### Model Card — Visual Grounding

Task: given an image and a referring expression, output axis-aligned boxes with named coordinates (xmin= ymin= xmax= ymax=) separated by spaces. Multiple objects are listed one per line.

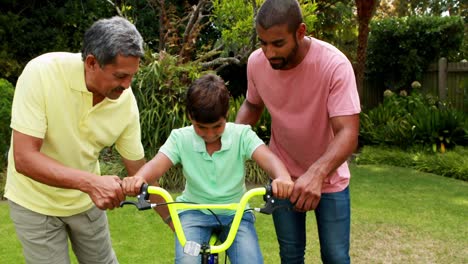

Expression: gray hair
xmin=81 ymin=16 xmax=144 ymax=65
xmin=256 ymin=0 xmax=303 ymax=32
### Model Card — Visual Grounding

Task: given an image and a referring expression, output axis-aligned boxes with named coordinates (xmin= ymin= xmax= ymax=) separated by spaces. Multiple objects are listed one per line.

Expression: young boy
xmin=122 ymin=73 xmax=293 ymax=264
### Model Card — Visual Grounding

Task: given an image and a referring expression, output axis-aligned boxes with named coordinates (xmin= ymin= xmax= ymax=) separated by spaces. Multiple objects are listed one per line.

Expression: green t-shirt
xmin=159 ymin=122 xmax=264 ymax=214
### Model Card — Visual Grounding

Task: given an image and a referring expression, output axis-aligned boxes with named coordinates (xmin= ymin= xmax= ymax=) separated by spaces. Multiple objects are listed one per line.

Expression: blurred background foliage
xmin=0 ymin=0 xmax=467 ymax=192
xmin=359 ymin=83 xmax=468 ymax=152
xmin=365 ymin=16 xmax=465 ymax=90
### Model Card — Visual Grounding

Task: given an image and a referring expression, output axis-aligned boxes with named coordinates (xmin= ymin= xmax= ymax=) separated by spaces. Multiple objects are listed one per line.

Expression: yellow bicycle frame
xmin=146 ymin=186 xmax=267 ymax=254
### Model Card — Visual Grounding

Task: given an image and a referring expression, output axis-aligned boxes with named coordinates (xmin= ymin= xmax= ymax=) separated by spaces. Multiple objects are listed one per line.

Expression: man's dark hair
xmin=81 ymin=16 xmax=144 ymax=66
xmin=186 ymin=74 xmax=230 ymax=124
xmin=256 ymin=0 xmax=303 ymax=32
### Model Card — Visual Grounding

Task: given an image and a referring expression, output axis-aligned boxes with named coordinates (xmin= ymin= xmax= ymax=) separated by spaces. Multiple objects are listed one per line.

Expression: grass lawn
xmin=1 ymin=164 xmax=467 ymax=263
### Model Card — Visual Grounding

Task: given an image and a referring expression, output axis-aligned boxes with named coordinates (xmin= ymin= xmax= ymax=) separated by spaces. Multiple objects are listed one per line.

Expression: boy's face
xmin=191 ymin=117 xmax=226 ymax=144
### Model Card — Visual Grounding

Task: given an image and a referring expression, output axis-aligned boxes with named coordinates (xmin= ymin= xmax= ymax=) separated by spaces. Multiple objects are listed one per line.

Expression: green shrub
xmin=408 ymin=103 xmax=468 ymax=151
xmin=355 ymin=145 xmax=417 ymax=168
xmin=359 ymin=87 xmax=468 ymax=151
xmin=133 ymin=51 xmax=203 ymax=158
xmin=0 ymin=169 xmax=5 ymax=199
xmin=245 ymin=160 xmax=269 ymax=184
xmin=359 ymin=103 xmax=414 ymax=146
xmin=366 ymin=16 xmax=464 ymax=90
xmin=0 ymin=78 xmax=13 ymax=199
xmin=355 ymin=145 xmax=468 ymax=181
xmin=0 ymin=79 xmax=14 ymax=165
xmin=99 ymin=147 xmax=186 ymax=190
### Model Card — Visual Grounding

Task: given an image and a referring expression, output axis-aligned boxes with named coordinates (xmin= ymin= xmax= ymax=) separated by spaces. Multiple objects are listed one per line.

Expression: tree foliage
xmin=0 ymin=0 xmax=115 ymax=84
xmin=392 ymin=0 xmax=466 ymax=17
xmin=0 ymin=79 xmax=15 ymax=163
xmin=132 ymin=51 xmax=203 ymax=157
xmin=211 ymin=0 xmax=317 ymax=63
xmin=366 ymin=15 xmax=464 ymax=90
xmin=311 ymin=1 xmax=357 ymax=61
xmin=375 ymin=0 xmax=467 ymax=61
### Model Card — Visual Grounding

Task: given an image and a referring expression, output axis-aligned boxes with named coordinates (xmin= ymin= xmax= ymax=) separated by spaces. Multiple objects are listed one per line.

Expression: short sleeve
xmin=327 ymin=61 xmax=361 ymax=117
xmin=159 ymin=130 xmax=182 ymax=165
xmin=115 ymin=94 xmax=145 ymax=160
xmin=10 ymin=60 xmax=47 ymax=138
xmin=241 ymin=125 xmax=265 ymax=159
xmin=246 ymin=54 xmax=264 ymax=105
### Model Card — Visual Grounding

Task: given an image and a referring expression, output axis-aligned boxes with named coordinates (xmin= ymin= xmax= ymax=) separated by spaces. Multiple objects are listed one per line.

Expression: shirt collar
xmin=68 ymin=53 xmax=88 ymax=93
xmin=191 ymin=123 xmax=233 ymax=153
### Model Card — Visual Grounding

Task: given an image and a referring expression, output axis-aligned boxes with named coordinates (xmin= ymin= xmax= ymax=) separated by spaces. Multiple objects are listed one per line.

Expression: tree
xmin=375 ymin=0 xmax=467 ymax=60
xmin=310 ymin=1 xmax=357 ymax=62
xmin=377 ymin=0 xmax=467 ymax=18
xmin=354 ymin=0 xmax=379 ymax=100
xmin=393 ymin=0 xmax=465 ymax=17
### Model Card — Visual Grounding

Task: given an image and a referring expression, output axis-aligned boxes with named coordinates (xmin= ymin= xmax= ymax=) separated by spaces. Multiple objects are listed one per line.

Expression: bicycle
xmin=120 ymin=183 xmax=281 ymax=264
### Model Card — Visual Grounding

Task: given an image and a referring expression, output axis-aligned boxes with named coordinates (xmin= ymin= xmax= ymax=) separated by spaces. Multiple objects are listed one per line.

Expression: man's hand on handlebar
xmin=86 ymin=175 xmax=124 ymax=210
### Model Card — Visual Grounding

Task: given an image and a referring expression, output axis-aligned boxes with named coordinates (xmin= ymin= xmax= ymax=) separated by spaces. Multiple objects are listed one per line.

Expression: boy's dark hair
xmin=256 ymin=0 xmax=303 ymax=33
xmin=186 ymin=74 xmax=230 ymax=123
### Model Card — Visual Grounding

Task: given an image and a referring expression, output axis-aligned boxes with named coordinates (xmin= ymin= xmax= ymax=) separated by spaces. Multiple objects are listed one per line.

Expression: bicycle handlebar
xmin=120 ymin=183 xmax=279 ymax=254
xmin=119 ymin=184 xmax=152 ymax=210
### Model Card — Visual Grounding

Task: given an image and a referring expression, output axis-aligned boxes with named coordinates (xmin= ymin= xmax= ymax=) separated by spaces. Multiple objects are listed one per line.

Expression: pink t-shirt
xmin=246 ymin=37 xmax=361 ymax=193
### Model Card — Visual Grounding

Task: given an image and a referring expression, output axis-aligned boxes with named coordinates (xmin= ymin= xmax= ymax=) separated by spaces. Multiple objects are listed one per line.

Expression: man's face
xmin=86 ymin=54 xmax=140 ymax=100
xmin=256 ymin=24 xmax=299 ymax=70
xmin=190 ymin=117 xmax=226 ymax=144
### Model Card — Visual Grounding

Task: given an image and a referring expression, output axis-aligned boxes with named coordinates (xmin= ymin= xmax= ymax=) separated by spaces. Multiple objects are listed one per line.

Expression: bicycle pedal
xmin=183 ymin=241 xmax=201 ymax=256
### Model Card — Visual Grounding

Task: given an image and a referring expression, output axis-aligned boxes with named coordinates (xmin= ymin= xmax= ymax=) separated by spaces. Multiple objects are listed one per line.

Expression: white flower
xmin=411 ymin=81 xmax=421 ymax=89
xmin=383 ymin=89 xmax=394 ymax=97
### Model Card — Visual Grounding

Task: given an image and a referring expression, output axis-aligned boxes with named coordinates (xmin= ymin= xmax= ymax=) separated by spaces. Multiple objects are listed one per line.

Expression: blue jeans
xmin=175 ymin=210 xmax=263 ymax=264
xmin=272 ymin=187 xmax=351 ymax=264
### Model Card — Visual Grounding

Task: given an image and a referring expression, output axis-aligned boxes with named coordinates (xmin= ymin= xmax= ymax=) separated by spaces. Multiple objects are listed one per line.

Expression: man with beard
xmin=5 ymin=16 xmax=150 ymax=264
xmin=235 ymin=0 xmax=361 ymax=263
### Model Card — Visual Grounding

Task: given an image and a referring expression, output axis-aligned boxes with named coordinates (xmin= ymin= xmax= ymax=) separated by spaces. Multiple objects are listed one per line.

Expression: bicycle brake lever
xmin=259 ymin=184 xmax=280 ymax=215
xmin=119 ymin=183 xmax=152 ymax=210
xmin=119 ymin=199 xmax=152 ymax=210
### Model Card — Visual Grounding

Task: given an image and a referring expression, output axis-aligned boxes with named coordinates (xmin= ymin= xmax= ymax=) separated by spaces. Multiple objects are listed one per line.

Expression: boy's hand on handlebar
xmin=121 ymin=175 xmax=147 ymax=196
xmin=271 ymin=178 xmax=294 ymax=199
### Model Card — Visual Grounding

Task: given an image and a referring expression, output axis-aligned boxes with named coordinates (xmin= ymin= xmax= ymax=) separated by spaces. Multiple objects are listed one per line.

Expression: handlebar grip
xmin=119 ymin=183 xmax=152 ymax=210
xmin=140 ymin=183 xmax=150 ymax=200
xmin=264 ymin=184 xmax=273 ymax=196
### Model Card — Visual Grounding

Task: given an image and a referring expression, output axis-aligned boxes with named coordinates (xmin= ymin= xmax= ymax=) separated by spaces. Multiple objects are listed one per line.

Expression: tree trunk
xmin=355 ymin=0 xmax=379 ymax=102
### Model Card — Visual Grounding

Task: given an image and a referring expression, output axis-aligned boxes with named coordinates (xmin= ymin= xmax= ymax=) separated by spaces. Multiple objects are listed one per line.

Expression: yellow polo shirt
xmin=5 ymin=52 xmax=144 ymax=216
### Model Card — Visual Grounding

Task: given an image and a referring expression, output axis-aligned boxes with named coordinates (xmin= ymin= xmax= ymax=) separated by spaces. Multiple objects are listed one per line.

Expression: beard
xmin=269 ymin=58 xmax=288 ymax=69
xmin=268 ymin=39 xmax=299 ymax=70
